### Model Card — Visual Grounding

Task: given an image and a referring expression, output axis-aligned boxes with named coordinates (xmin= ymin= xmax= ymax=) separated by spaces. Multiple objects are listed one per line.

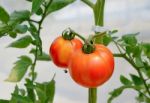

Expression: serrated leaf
xmin=120 ymin=75 xmax=132 ymax=86
xmin=9 ymin=10 xmax=30 ymax=23
xmin=10 ymin=85 xmax=19 ymax=103
xmin=142 ymin=43 xmax=150 ymax=58
xmin=8 ymin=35 xmax=32 ymax=48
xmin=6 ymin=56 xmax=32 ymax=82
xmin=32 ymin=0 xmax=44 ymax=13
xmin=14 ymin=24 xmax=28 ymax=34
xmin=0 ymin=6 xmax=9 ymax=23
xmin=46 ymin=0 xmax=75 ymax=15
xmin=108 ymin=87 xmax=124 ymax=103
xmin=11 ymin=94 xmax=33 ymax=103
xmin=36 ymin=7 xmax=43 ymax=15
xmin=122 ymin=33 xmax=138 ymax=46
xmin=0 ymin=23 xmax=12 ymax=38
xmin=130 ymin=74 xmax=143 ymax=86
xmin=25 ymin=79 xmax=35 ymax=101
xmin=30 ymin=48 xmax=51 ymax=61
xmin=35 ymin=79 xmax=55 ymax=103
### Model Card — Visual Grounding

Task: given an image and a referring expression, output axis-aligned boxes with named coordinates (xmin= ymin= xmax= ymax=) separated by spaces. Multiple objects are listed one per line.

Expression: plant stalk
xmin=88 ymin=88 xmax=97 ymax=103
xmin=87 ymin=0 xmax=105 ymax=103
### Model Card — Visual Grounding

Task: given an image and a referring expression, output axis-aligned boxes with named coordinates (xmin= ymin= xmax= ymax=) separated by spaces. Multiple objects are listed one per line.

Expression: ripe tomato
xmin=68 ymin=44 xmax=114 ymax=88
xmin=49 ymin=36 xmax=82 ymax=68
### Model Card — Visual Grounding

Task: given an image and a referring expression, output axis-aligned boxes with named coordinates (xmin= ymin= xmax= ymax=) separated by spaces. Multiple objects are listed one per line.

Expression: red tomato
xmin=68 ymin=44 xmax=114 ymax=88
xmin=49 ymin=36 xmax=82 ymax=68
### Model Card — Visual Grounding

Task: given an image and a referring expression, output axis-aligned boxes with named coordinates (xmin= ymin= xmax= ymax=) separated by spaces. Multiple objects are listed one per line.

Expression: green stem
xmin=69 ymin=28 xmax=86 ymax=42
xmin=88 ymin=0 xmax=105 ymax=103
xmin=88 ymin=88 xmax=97 ymax=103
xmin=37 ymin=0 xmax=53 ymax=54
xmin=114 ymin=53 xmax=150 ymax=96
xmin=81 ymin=0 xmax=94 ymax=8
xmin=29 ymin=0 xmax=53 ymax=101
xmin=93 ymin=0 xmax=105 ymax=26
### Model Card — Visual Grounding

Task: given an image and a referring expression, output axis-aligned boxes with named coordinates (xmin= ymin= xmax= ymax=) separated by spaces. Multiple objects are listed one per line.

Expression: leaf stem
xmin=37 ymin=0 xmax=53 ymax=54
xmin=69 ymin=28 xmax=86 ymax=42
xmin=81 ymin=0 xmax=94 ymax=8
xmin=114 ymin=53 xmax=150 ymax=96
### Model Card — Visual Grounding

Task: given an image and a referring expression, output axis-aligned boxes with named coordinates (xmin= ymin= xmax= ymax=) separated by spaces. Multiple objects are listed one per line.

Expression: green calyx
xmin=62 ymin=28 xmax=75 ymax=40
xmin=82 ymin=43 xmax=95 ymax=54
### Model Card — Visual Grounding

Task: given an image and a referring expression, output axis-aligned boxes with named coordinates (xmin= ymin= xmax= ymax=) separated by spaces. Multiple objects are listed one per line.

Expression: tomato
xmin=49 ymin=36 xmax=82 ymax=68
xmin=68 ymin=44 xmax=114 ymax=88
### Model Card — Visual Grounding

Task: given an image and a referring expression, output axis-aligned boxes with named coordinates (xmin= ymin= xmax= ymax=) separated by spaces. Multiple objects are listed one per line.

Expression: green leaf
xmin=0 ymin=23 xmax=12 ymax=38
xmin=8 ymin=31 xmax=17 ymax=38
xmin=9 ymin=10 xmax=30 ymax=23
xmin=6 ymin=56 xmax=32 ymax=82
xmin=10 ymin=85 xmax=19 ymax=103
xmin=11 ymin=94 xmax=33 ymax=103
xmin=135 ymin=57 xmax=144 ymax=68
xmin=32 ymin=0 xmax=44 ymax=13
xmin=122 ymin=33 xmax=138 ymax=46
xmin=14 ymin=24 xmax=28 ymax=34
xmin=25 ymin=79 xmax=35 ymax=102
xmin=46 ymin=0 xmax=75 ymax=15
xmin=0 ymin=100 xmax=9 ymax=103
xmin=35 ymin=79 xmax=55 ymax=103
xmin=108 ymin=87 xmax=124 ymax=103
xmin=102 ymin=34 xmax=112 ymax=46
xmin=130 ymin=74 xmax=143 ymax=86
xmin=0 ymin=6 xmax=9 ymax=23
xmin=8 ymin=35 xmax=33 ymax=48
xmin=36 ymin=7 xmax=43 ymax=15
xmin=30 ymin=48 xmax=51 ymax=61
xmin=142 ymin=43 xmax=150 ymax=58
xmin=120 ymin=75 xmax=132 ymax=86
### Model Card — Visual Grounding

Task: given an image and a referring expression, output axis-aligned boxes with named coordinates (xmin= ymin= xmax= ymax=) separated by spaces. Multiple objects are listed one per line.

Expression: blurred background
xmin=0 ymin=0 xmax=150 ymax=103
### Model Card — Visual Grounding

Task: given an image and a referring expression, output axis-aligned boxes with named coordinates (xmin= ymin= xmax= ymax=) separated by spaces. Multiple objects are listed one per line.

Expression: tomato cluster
xmin=49 ymin=33 xmax=114 ymax=88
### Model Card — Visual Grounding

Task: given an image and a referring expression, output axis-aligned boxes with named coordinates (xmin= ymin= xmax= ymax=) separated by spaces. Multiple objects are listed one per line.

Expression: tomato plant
xmin=0 ymin=0 xmax=150 ymax=103
xmin=50 ymin=36 xmax=82 ymax=68
xmin=69 ymin=44 xmax=114 ymax=88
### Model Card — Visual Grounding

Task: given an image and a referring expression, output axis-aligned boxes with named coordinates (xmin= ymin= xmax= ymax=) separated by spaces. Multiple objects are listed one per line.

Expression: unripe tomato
xmin=49 ymin=36 xmax=82 ymax=68
xmin=68 ymin=44 xmax=114 ymax=88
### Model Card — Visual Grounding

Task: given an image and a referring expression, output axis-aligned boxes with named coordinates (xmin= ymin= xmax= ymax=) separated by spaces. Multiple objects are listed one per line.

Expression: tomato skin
xmin=68 ymin=44 xmax=114 ymax=88
xmin=49 ymin=36 xmax=82 ymax=68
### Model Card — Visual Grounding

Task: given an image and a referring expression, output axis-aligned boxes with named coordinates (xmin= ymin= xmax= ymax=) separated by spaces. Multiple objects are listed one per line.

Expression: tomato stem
xmin=69 ymin=28 xmax=86 ymax=42
xmin=88 ymin=88 xmax=97 ymax=103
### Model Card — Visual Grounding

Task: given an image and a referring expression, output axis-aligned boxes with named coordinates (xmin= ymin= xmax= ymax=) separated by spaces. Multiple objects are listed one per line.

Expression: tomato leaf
xmin=9 ymin=10 xmax=30 ymax=24
xmin=108 ymin=86 xmax=124 ymax=103
xmin=120 ymin=75 xmax=132 ymax=86
xmin=35 ymin=79 xmax=55 ymax=103
xmin=0 ymin=23 xmax=12 ymax=38
xmin=0 ymin=6 xmax=9 ymax=23
xmin=8 ymin=35 xmax=33 ymax=48
xmin=32 ymin=0 xmax=44 ymax=14
xmin=5 ymin=56 xmax=32 ymax=82
xmin=122 ymin=33 xmax=138 ymax=46
xmin=25 ymin=79 xmax=35 ymax=102
xmin=30 ymin=48 xmax=51 ymax=61
xmin=46 ymin=0 xmax=75 ymax=15
xmin=130 ymin=74 xmax=143 ymax=86
xmin=142 ymin=43 xmax=150 ymax=58
xmin=14 ymin=24 xmax=28 ymax=34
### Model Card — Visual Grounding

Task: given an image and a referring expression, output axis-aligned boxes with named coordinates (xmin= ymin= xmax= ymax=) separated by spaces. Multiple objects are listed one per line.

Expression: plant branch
xmin=114 ymin=53 xmax=150 ymax=96
xmin=69 ymin=28 xmax=86 ymax=42
xmin=81 ymin=0 xmax=94 ymax=8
